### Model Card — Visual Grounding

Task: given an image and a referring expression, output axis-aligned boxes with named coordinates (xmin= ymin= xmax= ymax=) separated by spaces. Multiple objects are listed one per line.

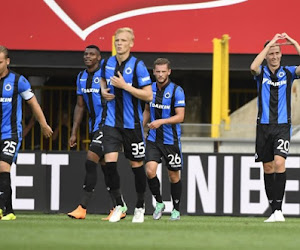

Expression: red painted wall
xmin=1 ymin=0 xmax=299 ymax=54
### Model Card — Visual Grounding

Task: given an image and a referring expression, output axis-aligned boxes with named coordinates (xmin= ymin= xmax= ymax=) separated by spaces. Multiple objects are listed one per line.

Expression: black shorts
xmin=255 ymin=124 xmax=291 ymax=163
xmin=0 ymin=138 xmax=21 ymax=165
xmin=145 ymin=140 xmax=182 ymax=171
xmin=103 ymin=125 xmax=145 ymax=161
xmin=89 ymin=128 xmax=105 ymax=158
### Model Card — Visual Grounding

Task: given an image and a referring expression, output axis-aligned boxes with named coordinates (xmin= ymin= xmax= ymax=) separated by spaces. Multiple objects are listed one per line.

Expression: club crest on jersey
xmin=164 ymin=92 xmax=171 ymax=98
xmin=94 ymin=77 xmax=101 ymax=84
xmin=5 ymin=84 xmax=12 ymax=91
xmin=278 ymin=71 xmax=285 ymax=78
xmin=125 ymin=67 xmax=132 ymax=75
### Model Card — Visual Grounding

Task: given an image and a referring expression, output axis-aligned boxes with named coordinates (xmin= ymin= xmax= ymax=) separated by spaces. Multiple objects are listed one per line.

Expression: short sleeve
xmin=253 ymin=65 xmax=263 ymax=81
xmin=174 ymin=86 xmax=185 ymax=107
xmin=18 ymin=75 xmax=34 ymax=100
xmin=285 ymin=66 xmax=299 ymax=80
xmin=18 ymin=75 xmax=31 ymax=93
xmin=76 ymin=72 xmax=83 ymax=95
xmin=136 ymin=60 xmax=151 ymax=88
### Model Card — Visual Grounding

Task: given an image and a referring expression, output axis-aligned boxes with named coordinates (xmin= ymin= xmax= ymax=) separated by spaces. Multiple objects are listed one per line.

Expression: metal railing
xmin=22 ymin=86 xmax=91 ymax=151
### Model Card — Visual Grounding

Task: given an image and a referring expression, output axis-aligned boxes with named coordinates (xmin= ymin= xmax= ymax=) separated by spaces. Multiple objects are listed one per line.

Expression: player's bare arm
xmin=250 ymin=33 xmax=283 ymax=76
xmin=112 ymin=71 xmax=153 ymax=102
xmin=143 ymin=103 xmax=150 ymax=127
xmin=100 ymin=77 xmax=115 ymax=101
xmin=26 ymin=96 xmax=53 ymax=138
xmin=282 ymin=33 xmax=300 ymax=76
xmin=148 ymin=107 xmax=185 ymax=130
xmin=69 ymin=95 xmax=85 ymax=147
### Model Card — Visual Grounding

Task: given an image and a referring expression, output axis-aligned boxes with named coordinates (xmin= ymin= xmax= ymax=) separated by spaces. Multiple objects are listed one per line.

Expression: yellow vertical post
xmin=112 ymin=36 xmax=116 ymax=56
xmin=58 ymin=90 xmax=62 ymax=150
xmin=67 ymin=90 xmax=71 ymax=151
xmin=221 ymin=34 xmax=230 ymax=129
xmin=211 ymin=38 xmax=222 ymax=138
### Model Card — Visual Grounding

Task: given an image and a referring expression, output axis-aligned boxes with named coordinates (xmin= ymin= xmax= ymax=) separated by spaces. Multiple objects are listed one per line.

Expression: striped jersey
xmin=76 ymin=63 xmax=106 ymax=133
xmin=0 ymin=70 xmax=33 ymax=140
xmin=101 ymin=55 xmax=151 ymax=129
xmin=147 ymin=81 xmax=185 ymax=145
xmin=254 ymin=65 xmax=299 ymax=124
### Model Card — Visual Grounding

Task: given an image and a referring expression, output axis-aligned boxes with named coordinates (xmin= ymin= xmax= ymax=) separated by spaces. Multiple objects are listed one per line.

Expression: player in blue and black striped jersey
xmin=0 ymin=46 xmax=53 ymax=220
xmin=101 ymin=27 xmax=152 ymax=223
xmin=143 ymin=58 xmax=185 ymax=221
xmin=250 ymin=33 xmax=300 ymax=222
xmin=67 ymin=45 xmax=126 ymax=220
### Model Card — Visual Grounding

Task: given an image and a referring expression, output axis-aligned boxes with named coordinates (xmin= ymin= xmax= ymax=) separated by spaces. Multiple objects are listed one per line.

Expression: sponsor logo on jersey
xmin=262 ymin=78 xmax=287 ymax=87
xmin=106 ymin=66 xmax=115 ymax=70
xmin=150 ymin=102 xmax=170 ymax=109
xmin=177 ymin=100 xmax=185 ymax=104
xmin=81 ymin=88 xmax=100 ymax=93
xmin=142 ymin=76 xmax=150 ymax=82
xmin=107 ymin=79 xmax=132 ymax=86
xmin=0 ymin=97 xmax=12 ymax=102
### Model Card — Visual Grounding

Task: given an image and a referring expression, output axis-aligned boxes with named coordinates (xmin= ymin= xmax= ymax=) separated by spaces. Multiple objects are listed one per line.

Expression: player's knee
xmin=263 ymin=162 xmax=274 ymax=173
xmin=146 ymin=167 xmax=156 ymax=179
xmin=168 ymin=170 xmax=180 ymax=183
xmin=274 ymin=161 xmax=286 ymax=173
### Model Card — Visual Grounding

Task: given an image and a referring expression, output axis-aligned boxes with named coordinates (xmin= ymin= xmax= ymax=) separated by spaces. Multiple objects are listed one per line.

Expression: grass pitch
xmin=1 ymin=213 xmax=300 ymax=250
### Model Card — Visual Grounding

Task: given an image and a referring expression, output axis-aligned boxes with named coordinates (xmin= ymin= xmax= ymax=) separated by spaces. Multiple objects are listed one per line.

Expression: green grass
xmin=1 ymin=214 xmax=300 ymax=250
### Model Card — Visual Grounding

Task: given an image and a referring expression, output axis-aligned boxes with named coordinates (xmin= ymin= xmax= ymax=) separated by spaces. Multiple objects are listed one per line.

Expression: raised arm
xmin=250 ymin=33 xmax=283 ymax=76
xmin=282 ymin=33 xmax=300 ymax=76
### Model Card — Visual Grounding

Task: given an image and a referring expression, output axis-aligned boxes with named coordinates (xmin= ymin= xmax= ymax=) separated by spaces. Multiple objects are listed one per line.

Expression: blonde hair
xmin=115 ymin=27 xmax=135 ymax=41
xmin=0 ymin=45 xmax=9 ymax=58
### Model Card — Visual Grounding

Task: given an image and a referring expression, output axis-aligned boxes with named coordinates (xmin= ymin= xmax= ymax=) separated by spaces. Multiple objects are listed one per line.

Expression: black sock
xmin=0 ymin=172 xmax=11 ymax=211
xmin=171 ymin=180 xmax=182 ymax=211
xmin=274 ymin=172 xmax=286 ymax=211
xmin=106 ymin=162 xmax=123 ymax=206
xmin=264 ymin=173 xmax=275 ymax=212
xmin=80 ymin=190 xmax=93 ymax=209
xmin=101 ymin=164 xmax=116 ymax=207
xmin=147 ymin=176 xmax=162 ymax=203
xmin=83 ymin=160 xmax=98 ymax=192
xmin=5 ymin=186 xmax=14 ymax=214
xmin=80 ymin=160 xmax=98 ymax=208
xmin=132 ymin=166 xmax=146 ymax=208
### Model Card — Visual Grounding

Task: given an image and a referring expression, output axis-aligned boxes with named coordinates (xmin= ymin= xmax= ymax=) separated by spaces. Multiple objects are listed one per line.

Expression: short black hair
xmin=85 ymin=45 xmax=101 ymax=53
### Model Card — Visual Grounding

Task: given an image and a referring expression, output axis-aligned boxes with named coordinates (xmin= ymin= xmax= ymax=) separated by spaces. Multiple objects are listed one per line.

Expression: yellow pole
xmin=221 ymin=34 xmax=230 ymax=130
xmin=112 ymin=36 xmax=116 ymax=56
xmin=58 ymin=90 xmax=62 ymax=150
xmin=211 ymin=38 xmax=222 ymax=138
